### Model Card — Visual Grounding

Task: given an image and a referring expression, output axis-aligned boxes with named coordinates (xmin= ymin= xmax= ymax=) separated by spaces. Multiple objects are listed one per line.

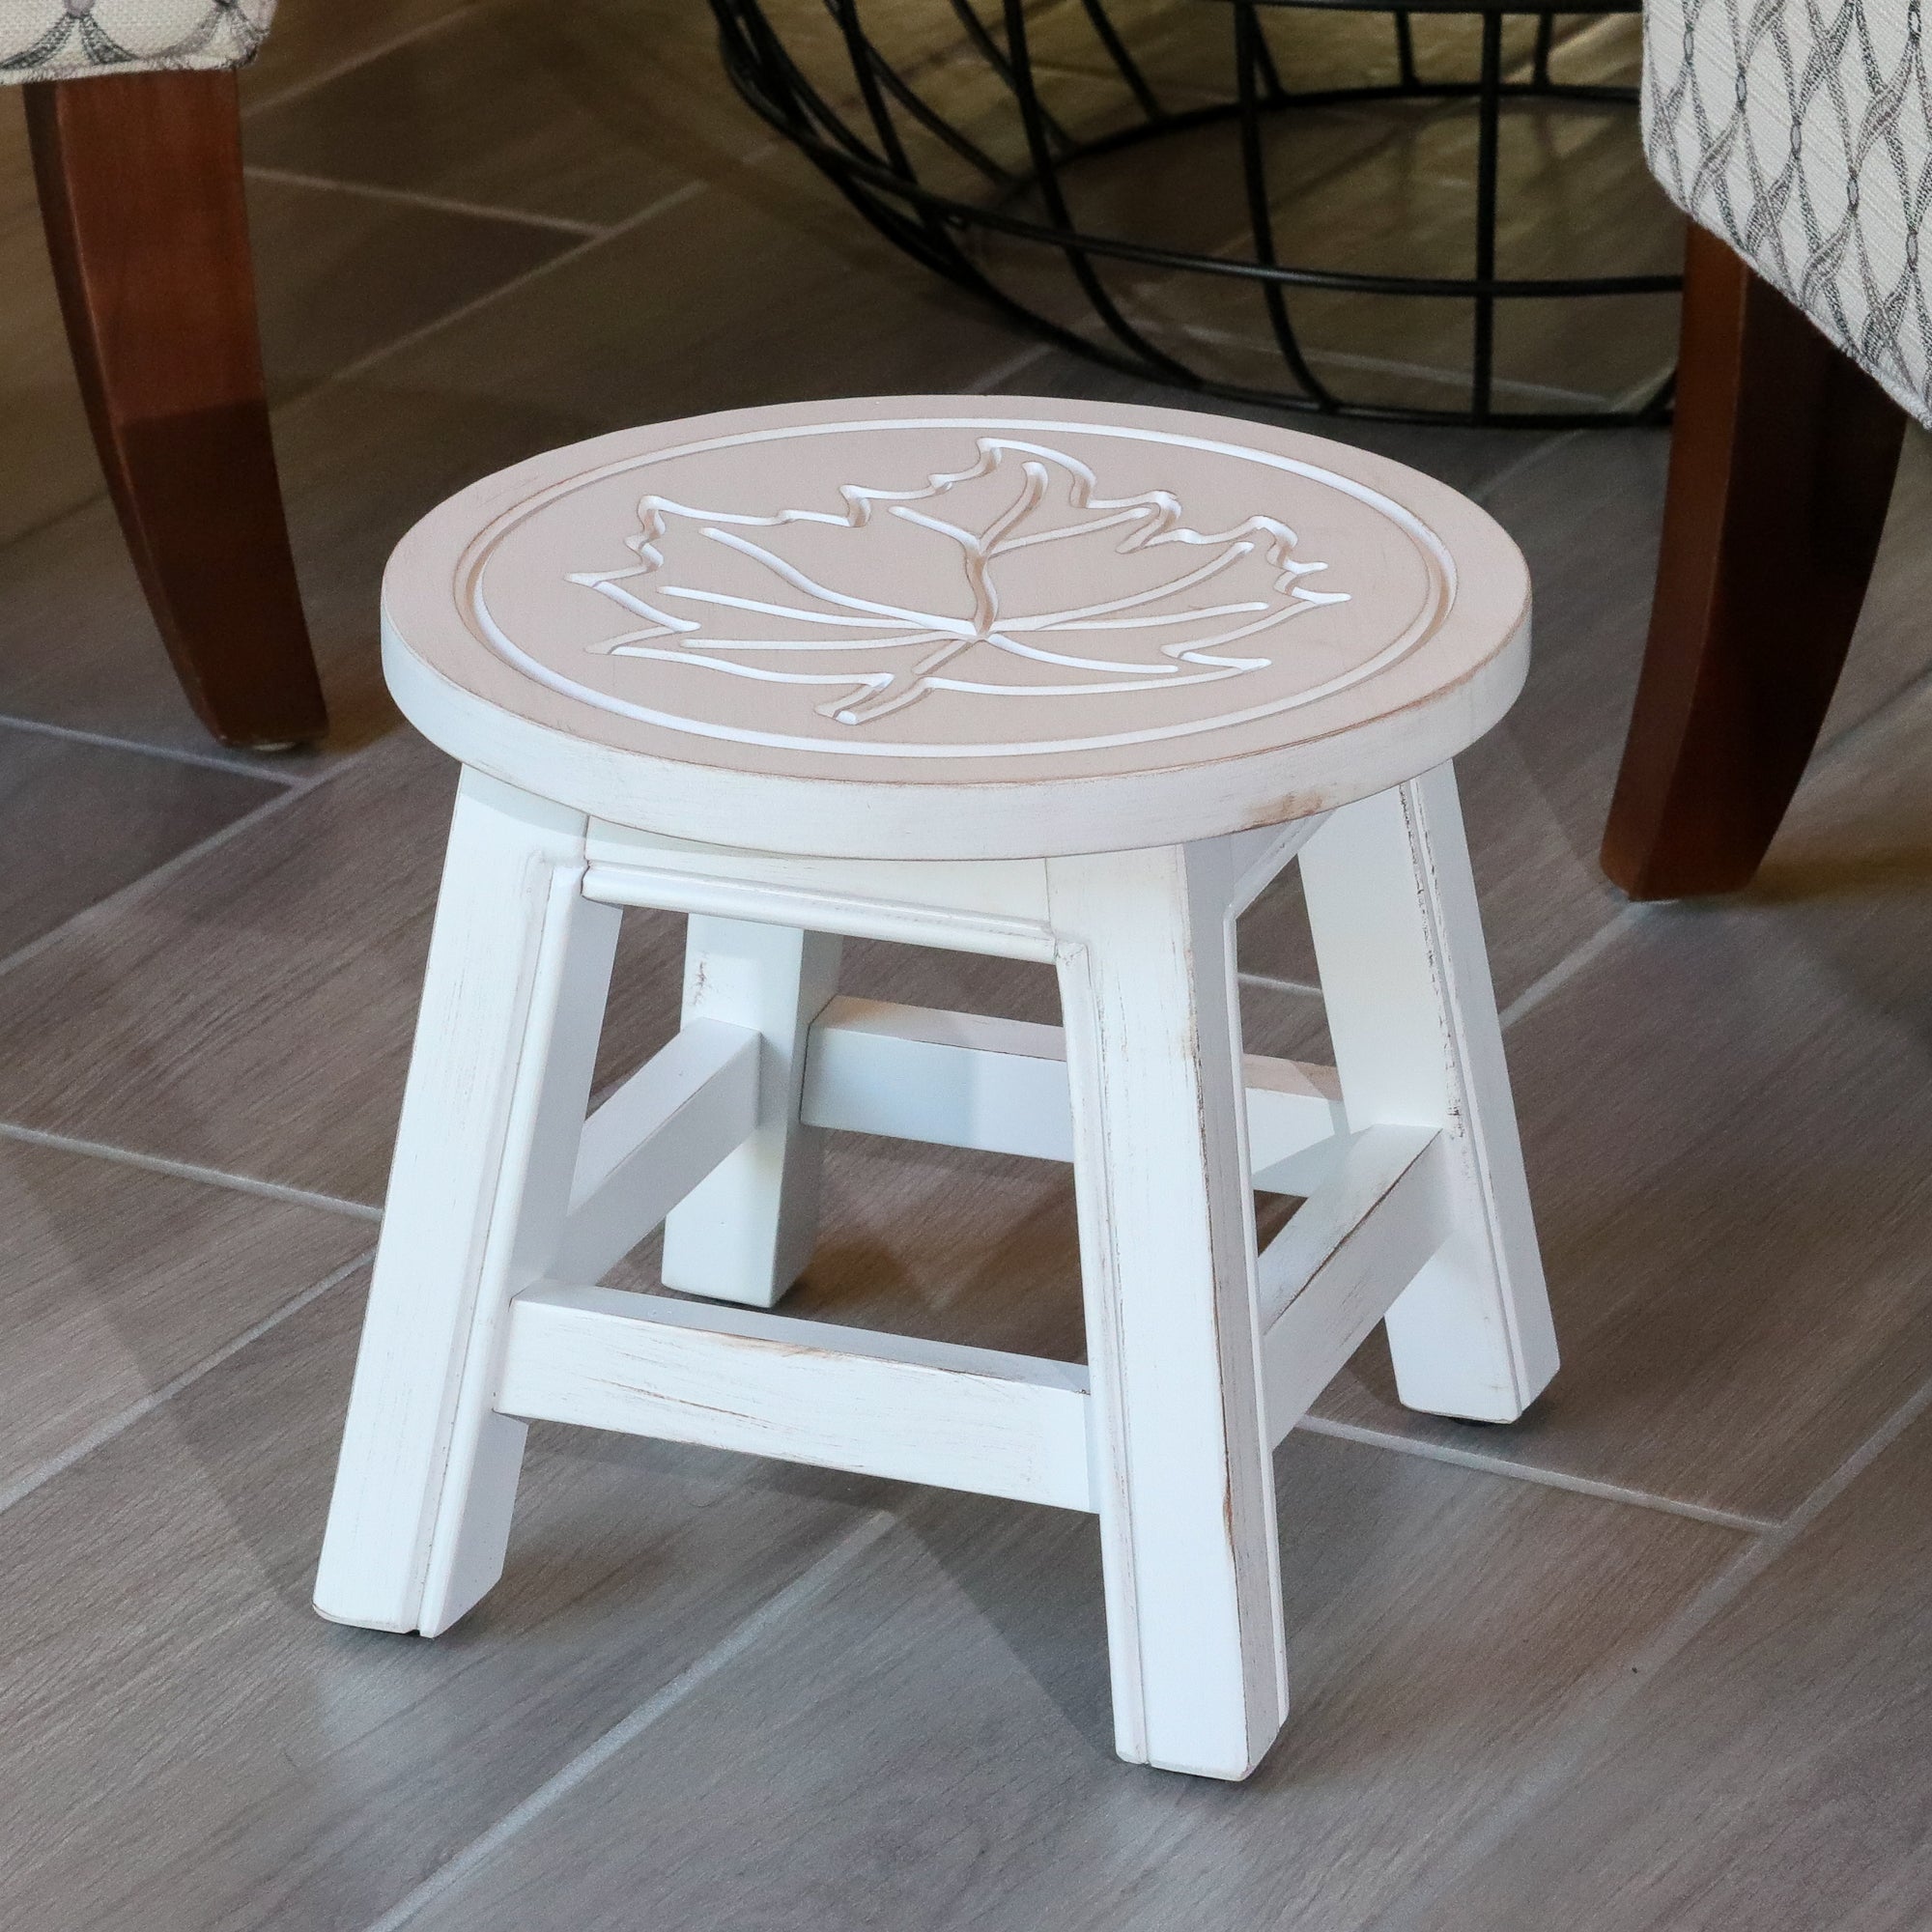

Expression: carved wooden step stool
xmin=315 ymin=395 xmax=1557 ymax=1781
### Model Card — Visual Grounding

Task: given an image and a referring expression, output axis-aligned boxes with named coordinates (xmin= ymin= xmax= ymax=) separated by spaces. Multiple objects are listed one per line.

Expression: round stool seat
xmin=383 ymin=395 xmax=1530 ymax=860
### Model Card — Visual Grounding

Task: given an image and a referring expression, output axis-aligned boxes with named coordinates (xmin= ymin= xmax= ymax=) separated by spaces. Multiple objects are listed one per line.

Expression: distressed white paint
xmin=1259 ymin=1127 xmax=1453 ymax=1436
xmin=1047 ymin=841 xmax=1289 ymax=1780
xmin=660 ymin=918 xmax=843 ymax=1309
xmin=557 ymin=1019 xmax=760 ymax=1284
xmin=1298 ymin=767 xmax=1558 ymax=1421
xmin=799 ymin=996 xmax=1344 ymax=1184
xmin=380 ymin=395 xmax=1531 ymax=859
xmin=499 ymin=1284 xmax=1093 ymax=1511
xmin=323 ymin=395 xmax=1554 ymax=1783
xmin=314 ymin=770 xmax=618 ymax=1635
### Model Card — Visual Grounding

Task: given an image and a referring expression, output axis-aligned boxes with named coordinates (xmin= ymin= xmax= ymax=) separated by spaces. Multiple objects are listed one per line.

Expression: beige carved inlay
xmin=563 ymin=438 xmax=1350 ymax=739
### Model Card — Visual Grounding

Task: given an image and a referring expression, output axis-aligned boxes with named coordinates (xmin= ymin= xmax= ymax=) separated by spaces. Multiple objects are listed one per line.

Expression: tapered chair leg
xmin=25 ymin=70 xmax=327 ymax=750
xmin=1299 ymin=768 xmax=1557 ymax=1423
xmin=1600 ymin=223 xmax=1907 ymax=899
xmin=661 ymin=918 xmax=842 ymax=1309
xmin=1048 ymin=841 xmax=1289 ymax=1781
xmin=314 ymin=772 xmax=619 ymax=1636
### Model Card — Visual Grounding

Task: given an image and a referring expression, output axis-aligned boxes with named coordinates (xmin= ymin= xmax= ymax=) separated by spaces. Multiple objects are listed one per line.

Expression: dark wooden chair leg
xmin=24 ymin=70 xmax=327 ymax=750
xmin=1600 ymin=222 xmax=1908 ymax=899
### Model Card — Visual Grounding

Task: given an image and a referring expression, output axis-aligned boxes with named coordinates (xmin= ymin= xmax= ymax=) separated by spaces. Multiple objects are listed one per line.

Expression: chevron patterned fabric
xmin=1644 ymin=0 xmax=1932 ymax=424
xmin=1 ymin=0 xmax=275 ymax=78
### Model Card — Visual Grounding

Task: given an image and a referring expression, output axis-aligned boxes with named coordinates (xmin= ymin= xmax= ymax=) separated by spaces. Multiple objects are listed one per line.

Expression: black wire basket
xmin=708 ymin=0 xmax=1683 ymax=427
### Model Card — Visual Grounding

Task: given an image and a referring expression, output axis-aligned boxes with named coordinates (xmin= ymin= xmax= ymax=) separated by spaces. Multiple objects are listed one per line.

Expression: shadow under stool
xmin=313 ymin=395 xmax=1559 ymax=1781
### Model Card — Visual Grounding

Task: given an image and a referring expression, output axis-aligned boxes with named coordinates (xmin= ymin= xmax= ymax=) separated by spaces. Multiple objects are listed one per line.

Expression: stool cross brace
xmin=315 ymin=764 xmax=1555 ymax=1780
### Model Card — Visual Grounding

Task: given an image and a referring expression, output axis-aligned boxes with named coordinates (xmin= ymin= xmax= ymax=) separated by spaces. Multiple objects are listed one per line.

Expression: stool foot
xmin=661 ymin=918 xmax=843 ymax=1309
xmin=1050 ymin=842 xmax=1289 ymax=1780
xmin=1298 ymin=767 xmax=1557 ymax=1423
xmin=314 ymin=771 xmax=619 ymax=1634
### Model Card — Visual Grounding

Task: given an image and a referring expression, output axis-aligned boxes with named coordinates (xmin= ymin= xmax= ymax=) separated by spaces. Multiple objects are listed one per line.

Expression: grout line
xmin=0 ymin=1246 xmax=374 ymax=1519
xmin=1470 ymin=360 xmax=1676 ymax=510
xmin=1303 ymin=345 xmax=1609 ymax=409
xmin=0 ymin=712 xmax=310 ymax=785
xmin=240 ymin=7 xmax=478 ymax=119
xmin=1238 ymin=970 xmax=1323 ymax=999
xmin=315 ymin=180 xmax=708 ymax=394
xmin=0 ymin=760 xmax=354 ymax=990
xmin=962 ymin=339 xmax=1060 ymax=394
xmin=0 ymin=1120 xmax=382 ymax=1222
xmin=244 ymin=163 xmax=608 ymax=239
xmin=1366 ymin=1370 xmax=1932 ymax=1926
xmin=1809 ymin=649 xmax=1932 ymax=773
xmin=357 ymin=1508 xmax=899 ymax=1932
xmin=1497 ymin=902 xmax=1648 ymax=1032
xmin=1293 ymin=1414 xmax=1777 ymax=1535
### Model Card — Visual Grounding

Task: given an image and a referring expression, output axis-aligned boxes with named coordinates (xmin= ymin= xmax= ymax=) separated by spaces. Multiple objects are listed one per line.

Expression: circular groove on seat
xmin=383 ymin=394 xmax=1530 ymax=859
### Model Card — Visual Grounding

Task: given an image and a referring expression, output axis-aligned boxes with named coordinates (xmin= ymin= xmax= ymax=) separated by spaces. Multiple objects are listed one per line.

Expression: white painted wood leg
xmin=314 ymin=768 xmax=619 ymax=1635
xmin=1047 ymin=840 xmax=1289 ymax=1781
xmin=660 ymin=917 xmax=842 ymax=1309
xmin=1296 ymin=764 xmax=1557 ymax=1422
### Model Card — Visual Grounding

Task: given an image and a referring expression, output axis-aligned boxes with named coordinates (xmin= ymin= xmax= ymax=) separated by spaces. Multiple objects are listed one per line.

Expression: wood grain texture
xmin=1602 ymin=224 xmax=1909 ymax=899
xmin=1316 ymin=678 xmax=1932 ymax=1516
xmin=660 ymin=919 xmax=843 ymax=1308
xmin=0 ymin=731 xmax=691 ymax=1204
xmin=0 ymin=155 xmax=1030 ymax=760
xmin=1370 ymin=1406 xmax=1932 ymax=1932
xmin=0 ymin=722 xmax=279 ymax=956
xmin=387 ymin=1435 xmax=1740 ymax=1932
xmin=0 ymin=1279 xmax=882 ymax=1932
xmin=315 ymin=771 xmax=619 ymax=1635
xmin=1301 ymin=770 xmax=1556 ymax=1421
xmin=1049 ymin=840 xmax=1288 ymax=1777
xmin=25 ymin=71 xmax=327 ymax=749
xmin=0 ymin=1137 xmax=367 ymax=1494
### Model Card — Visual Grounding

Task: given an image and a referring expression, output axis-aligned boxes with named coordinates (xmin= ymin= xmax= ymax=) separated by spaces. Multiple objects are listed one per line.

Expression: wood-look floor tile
xmin=244 ymin=0 xmax=780 ymax=228
xmin=1370 ymin=1405 xmax=1932 ymax=1931
xmin=0 ymin=153 xmax=573 ymax=553
xmin=240 ymin=0 xmax=482 ymax=102
xmin=0 ymin=724 xmax=283 ymax=958
xmin=1316 ymin=677 xmax=1932 ymax=1520
xmin=246 ymin=171 xmax=579 ymax=395
xmin=0 ymin=1141 xmax=368 ymax=1494
xmin=1819 ymin=423 xmax=1932 ymax=746
xmin=0 ymin=1275 xmax=879 ymax=1932
xmin=394 ymin=1435 xmax=1740 ymax=1932
xmin=0 ymin=155 xmax=1029 ymax=760
xmin=0 ymin=729 xmax=695 ymax=1201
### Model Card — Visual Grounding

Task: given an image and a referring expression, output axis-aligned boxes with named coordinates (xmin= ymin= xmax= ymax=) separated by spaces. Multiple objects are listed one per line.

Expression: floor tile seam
xmin=1354 ymin=1367 xmax=1932 ymax=1932
xmin=1292 ymin=1413 xmax=1777 ymax=1533
xmin=0 ymin=1120 xmax=383 ymax=1223
xmin=0 ymin=778 xmax=313 ymax=988
xmin=1237 ymin=970 xmax=1323 ymax=998
xmin=1142 ymin=315 xmax=1623 ymax=406
xmin=242 ymin=163 xmax=609 ymax=239
xmin=0 ymin=750 xmax=379 ymax=993
xmin=240 ymin=5 xmax=483 ymax=120
xmin=308 ymin=179 xmax=710 ymax=399
xmin=0 ymin=1244 xmax=374 ymax=1520
xmin=355 ymin=1507 xmax=899 ymax=1932
xmin=0 ymin=711 xmax=307 ymax=785
xmin=1496 ymin=901 xmax=1650 ymax=1033
xmin=1467 ymin=358 xmax=1675 ymax=511
xmin=1808 ymin=650 xmax=1932 ymax=779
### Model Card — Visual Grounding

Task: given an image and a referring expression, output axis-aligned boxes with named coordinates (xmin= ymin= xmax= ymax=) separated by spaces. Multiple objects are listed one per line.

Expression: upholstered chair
xmin=1603 ymin=0 xmax=1927 ymax=895
xmin=5 ymin=0 xmax=327 ymax=747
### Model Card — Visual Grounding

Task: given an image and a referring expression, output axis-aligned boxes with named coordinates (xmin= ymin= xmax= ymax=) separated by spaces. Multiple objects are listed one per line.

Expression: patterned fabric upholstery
xmin=1644 ymin=0 xmax=1932 ymax=426
xmin=0 ymin=0 xmax=275 ymax=79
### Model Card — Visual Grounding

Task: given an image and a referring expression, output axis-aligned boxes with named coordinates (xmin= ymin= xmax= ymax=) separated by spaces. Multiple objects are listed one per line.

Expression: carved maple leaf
xmin=566 ymin=439 xmax=1349 ymax=727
